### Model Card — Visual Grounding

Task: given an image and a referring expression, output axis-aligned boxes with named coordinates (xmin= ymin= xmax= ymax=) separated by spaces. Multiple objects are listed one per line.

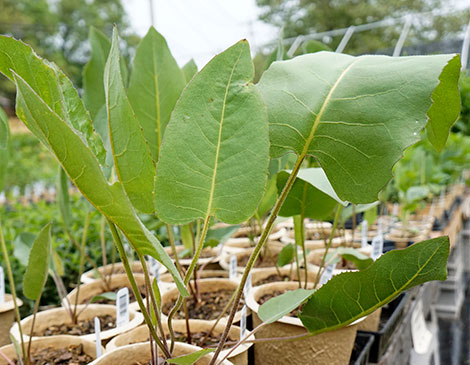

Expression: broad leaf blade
xmin=23 ymin=223 xmax=51 ymax=300
xmin=155 ymin=40 xmax=269 ymax=225
xmin=0 ymin=35 xmax=106 ymax=164
xmin=83 ymin=27 xmax=111 ymax=119
xmin=90 ymin=292 xmax=117 ymax=303
xmin=0 ymin=106 xmax=9 ymax=191
xmin=12 ymin=72 xmax=188 ymax=297
xmin=104 ymin=28 xmax=156 ymax=213
xmin=259 ymin=288 xmax=315 ymax=324
xmin=57 ymin=168 xmax=72 ymax=227
xmin=299 ymin=236 xmax=449 ymax=334
xmin=258 ymin=52 xmax=461 ymax=203
xmin=182 ymin=59 xmax=198 ymax=83
xmin=127 ymin=27 xmax=186 ymax=161
xmin=277 ymin=243 xmax=294 ymax=267
xmin=167 ymin=348 xmax=215 ymax=364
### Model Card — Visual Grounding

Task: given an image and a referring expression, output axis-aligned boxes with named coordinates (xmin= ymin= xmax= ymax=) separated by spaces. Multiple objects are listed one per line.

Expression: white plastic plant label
xmin=229 ymin=255 xmax=237 ymax=280
xmin=371 ymin=234 xmax=384 ymax=261
xmin=361 ymin=220 xmax=368 ymax=249
xmin=94 ymin=317 xmax=102 ymax=358
xmin=243 ymin=273 xmax=252 ymax=297
xmin=147 ymin=256 xmax=160 ymax=279
xmin=0 ymin=266 xmax=4 ymax=303
xmin=411 ymin=300 xmax=432 ymax=354
xmin=240 ymin=305 xmax=247 ymax=340
xmin=377 ymin=217 xmax=383 ymax=236
xmin=439 ymin=189 xmax=445 ymax=207
xmin=319 ymin=264 xmax=336 ymax=286
xmin=116 ymin=287 xmax=129 ymax=327
xmin=392 ymin=203 xmax=398 ymax=217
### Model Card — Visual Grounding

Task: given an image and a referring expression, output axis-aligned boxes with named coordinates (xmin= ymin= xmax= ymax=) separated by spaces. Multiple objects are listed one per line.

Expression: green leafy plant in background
xmin=0 ymin=23 xmax=461 ymax=364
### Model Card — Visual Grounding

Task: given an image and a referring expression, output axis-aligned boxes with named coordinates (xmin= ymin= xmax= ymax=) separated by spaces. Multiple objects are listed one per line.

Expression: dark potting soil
xmin=90 ymin=285 xmax=146 ymax=304
xmin=258 ymin=289 xmax=302 ymax=317
xmin=162 ymin=289 xmax=245 ymax=320
xmin=256 ymin=274 xmax=291 ymax=286
xmin=13 ymin=344 xmax=93 ymax=364
xmin=237 ymin=253 xmax=278 ymax=268
xmin=172 ymin=331 xmax=235 ymax=349
xmin=39 ymin=315 xmax=115 ymax=336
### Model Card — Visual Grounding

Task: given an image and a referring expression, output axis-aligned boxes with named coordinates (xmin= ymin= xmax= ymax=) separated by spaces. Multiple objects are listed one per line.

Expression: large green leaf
xmin=0 ymin=106 xmax=8 ymax=191
xmin=12 ymin=72 xmax=187 ymax=297
xmin=0 ymin=35 xmax=106 ymax=164
xmin=83 ymin=27 xmax=111 ymax=119
xmin=167 ymin=348 xmax=215 ymax=364
xmin=127 ymin=27 xmax=186 ymax=161
xmin=258 ymin=52 xmax=460 ymax=203
xmin=155 ymin=40 xmax=269 ymax=225
xmin=23 ymin=223 xmax=51 ymax=300
xmin=299 ymin=236 xmax=449 ymax=334
xmin=182 ymin=59 xmax=198 ymax=83
xmin=104 ymin=29 xmax=155 ymax=213
xmin=277 ymin=168 xmax=340 ymax=219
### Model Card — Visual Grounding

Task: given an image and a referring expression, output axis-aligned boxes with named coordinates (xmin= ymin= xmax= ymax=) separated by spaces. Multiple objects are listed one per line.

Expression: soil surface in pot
xmin=89 ymin=284 xmax=146 ymax=304
xmin=38 ymin=314 xmax=115 ymax=336
xmin=13 ymin=344 xmax=93 ymax=364
xmin=163 ymin=290 xmax=245 ymax=320
xmin=259 ymin=289 xmax=302 ymax=317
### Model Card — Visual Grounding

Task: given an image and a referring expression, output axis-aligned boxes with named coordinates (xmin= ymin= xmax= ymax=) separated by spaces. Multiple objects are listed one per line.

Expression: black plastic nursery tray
xmin=358 ymin=293 xmax=410 ymax=363
xmin=349 ymin=333 xmax=374 ymax=365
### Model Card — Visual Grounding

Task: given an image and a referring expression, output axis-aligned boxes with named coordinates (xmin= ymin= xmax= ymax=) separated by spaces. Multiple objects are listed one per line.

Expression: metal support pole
xmin=335 ymin=26 xmax=356 ymax=53
xmin=393 ymin=16 xmax=413 ymax=57
xmin=461 ymin=20 xmax=470 ymax=69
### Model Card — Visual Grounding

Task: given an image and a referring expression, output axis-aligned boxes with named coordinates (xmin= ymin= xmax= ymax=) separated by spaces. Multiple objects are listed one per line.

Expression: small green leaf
xmin=51 ymin=247 xmax=64 ymax=277
xmin=155 ymin=40 xmax=269 ymax=225
xmin=167 ymin=348 xmax=215 ymax=364
xmin=90 ymin=292 xmax=117 ymax=303
xmin=299 ymin=236 xmax=449 ymax=334
xmin=104 ymin=28 xmax=156 ymax=213
xmin=277 ymin=243 xmax=294 ymax=267
xmin=180 ymin=224 xmax=194 ymax=252
xmin=23 ymin=224 xmax=51 ymax=300
xmin=0 ymin=106 xmax=9 ymax=191
xmin=258 ymin=288 xmax=315 ymax=324
xmin=341 ymin=202 xmax=379 ymax=224
xmin=13 ymin=232 xmax=35 ymax=267
xmin=256 ymin=177 xmax=278 ymax=218
xmin=182 ymin=59 xmax=198 ymax=83
xmin=339 ymin=249 xmax=373 ymax=270
xmin=127 ymin=27 xmax=186 ymax=161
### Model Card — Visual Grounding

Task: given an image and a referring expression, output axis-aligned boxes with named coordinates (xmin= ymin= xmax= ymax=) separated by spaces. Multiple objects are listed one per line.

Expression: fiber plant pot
xmin=92 ymin=341 xmax=233 ymax=365
xmin=10 ymin=304 xmax=143 ymax=343
xmin=281 ymin=234 xmax=359 ymax=250
xmin=161 ymin=278 xmax=245 ymax=324
xmin=246 ymin=281 xmax=358 ymax=365
xmin=286 ymin=221 xmax=337 ymax=240
xmin=224 ymin=226 xmax=286 ymax=249
xmin=305 ymin=246 xmax=372 ymax=275
xmin=220 ymin=246 xmax=282 ymax=274
xmin=106 ymin=320 xmax=253 ymax=365
xmin=0 ymin=294 xmax=23 ymax=346
xmin=0 ymin=336 xmax=102 ymax=364
xmin=165 ymin=245 xmax=221 ymax=270
xmin=81 ymin=261 xmax=167 ymax=284
xmin=251 ymin=267 xmax=318 ymax=288
xmin=67 ymin=274 xmax=147 ymax=312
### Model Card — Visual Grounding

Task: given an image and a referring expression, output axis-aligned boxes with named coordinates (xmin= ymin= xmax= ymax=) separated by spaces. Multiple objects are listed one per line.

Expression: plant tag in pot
xmin=361 ymin=221 xmax=368 ymax=249
xmin=319 ymin=264 xmax=336 ymax=286
xmin=240 ymin=305 xmax=247 ymax=340
xmin=94 ymin=317 xmax=102 ymax=357
xmin=377 ymin=217 xmax=383 ymax=236
xmin=0 ymin=266 xmax=4 ymax=303
xmin=229 ymin=255 xmax=237 ymax=280
xmin=371 ymin=234 xmax=384 ymax=261
xmin=392 ymin=203 xmax=399 ymax=217
xmin=411 ymin=300 xmax=432 ymax=354
xmin=116 ymin=287 xmax=129 ymax=327
xmin=244 ymin=273 xmax=252 ymax=297
xmin=148 ymin=256 xmax=160 ymax=279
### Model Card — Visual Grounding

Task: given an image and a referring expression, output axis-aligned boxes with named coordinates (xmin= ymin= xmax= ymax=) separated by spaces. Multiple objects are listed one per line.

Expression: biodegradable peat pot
xmin=0 ymin=294 xmax=23 ymax=346
xmin=306 ymin=246 xmax=372 ymax=274
xmin=165 ymin=245 xmax=221 ymax=270
xmin=67 ymin=274 xmax=147 ymax=312
xmin=281 ymin=235 xmax=359 ymax=250
xmin=246 ymin=281 xmax=358 ymax=365
xmin=81 ymin=261 xmax=168 ymax=284
xmin=224 ymin=227 xmax=286 ymax=249
xmin=251 ymin=267 xmax=318 ymax=287
xmin=0 ymin=336 xmax=102 ymax=364
xmin=161 ymin=278 xmax=245 ymax=324
xmin=385 ymin=232 xmax=427 ymax=249
xmin=10 ymin=304 xmax=143 ymax=342
xmin=92 ymin=342 xmax=233 ymax=365
xmin=106 ymin=320 xmax=253 ymax=365
xmin=220 ymin=246 xmax=282 ymax=273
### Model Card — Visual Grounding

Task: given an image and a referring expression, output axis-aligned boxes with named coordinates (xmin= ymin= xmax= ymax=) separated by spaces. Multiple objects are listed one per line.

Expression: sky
xmin=122 ymin=0 xmax=277 ymax=67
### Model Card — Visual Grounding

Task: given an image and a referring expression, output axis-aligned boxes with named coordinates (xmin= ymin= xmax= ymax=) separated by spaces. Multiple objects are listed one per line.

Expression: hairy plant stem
xmin=209 ymin=154 xmax=305 ymax=365
xmin=26 ymin=297 xmax=40 ymax=362
xmin=73 ymin=211 xmax=92 ymax=323
xmin=107 ymin=220 xmax=171 ymax=358
xmin=167 ymin=215 xmax=211 ymax=353
xmin=313 ymin=204 xmax=343 ymax=289
xmin=293 ymin=215 xmax=304 ymax=288
xmin=0 ymin=220 xmax=26 ymax=365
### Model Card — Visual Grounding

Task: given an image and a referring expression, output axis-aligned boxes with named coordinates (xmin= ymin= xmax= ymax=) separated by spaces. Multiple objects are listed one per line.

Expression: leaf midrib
xmin=152 ymin=40 xmax=162 ymax=151
xmin=205 ymin=49 xmax=243 ymax=218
